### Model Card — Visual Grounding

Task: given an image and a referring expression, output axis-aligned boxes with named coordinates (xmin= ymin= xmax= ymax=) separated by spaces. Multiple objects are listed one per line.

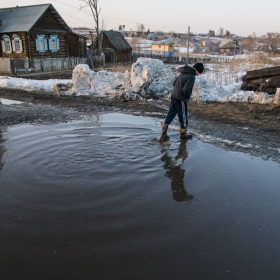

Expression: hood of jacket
xmin=180 ymin=65 xmax=196 ymax=75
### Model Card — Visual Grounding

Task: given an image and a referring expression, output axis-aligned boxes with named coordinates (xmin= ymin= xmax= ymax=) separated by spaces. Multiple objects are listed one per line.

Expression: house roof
xmin=0 ymin=4 xmax=72 ymax=33
xmin=151 ymin=41 xmax=173 ymax=45
xmin=91 ymin=30 xmax=132 ymax=51
xmin=103 ymin=30 xmax=132 ymax=51
xmin=220 ymin=40 xmax=239 ymax=49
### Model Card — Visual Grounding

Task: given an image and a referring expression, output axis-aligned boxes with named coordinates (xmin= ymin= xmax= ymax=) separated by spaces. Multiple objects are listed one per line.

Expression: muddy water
xmin=1 ymin=113 xmax=280 ymax=280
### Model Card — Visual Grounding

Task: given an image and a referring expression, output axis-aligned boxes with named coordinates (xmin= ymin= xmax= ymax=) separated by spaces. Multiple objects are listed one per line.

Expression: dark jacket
xmin=171 ymin=65 xmax=196 ymax=101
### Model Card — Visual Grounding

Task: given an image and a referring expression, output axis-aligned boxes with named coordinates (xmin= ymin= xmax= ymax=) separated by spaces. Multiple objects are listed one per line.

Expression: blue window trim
xmin=35 ymin=34 xmax=48 ymax=53
xmin=49 ymin=35 xmax=60 ymax=52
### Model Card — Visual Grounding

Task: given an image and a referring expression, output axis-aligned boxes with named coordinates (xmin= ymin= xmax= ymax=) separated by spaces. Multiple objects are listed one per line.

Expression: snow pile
xmin=57 ymin=59 xmax=175 ymax=100
xmin=273 ymin=88 xmax=280 ymax=106
xmin=191 ymin=75 xmax=280 ymax=105
xmin=68 ymin=64 xmax=136 ymax=100
xmin=0 ymin=76 xmax=69 ymax=92
xmin=192 ymin=76 xmax=242 ymax=102
xmin=227 ymin=91 xmax=274 ymax=104
xmin=71 ymin=64 xmax=92 ymax=93
xmin=131 ymin=58 xmax=175 ymax=96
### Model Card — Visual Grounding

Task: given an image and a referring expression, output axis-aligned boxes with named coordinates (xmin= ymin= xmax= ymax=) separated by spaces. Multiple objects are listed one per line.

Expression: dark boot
xmin=180 ymin=127 xmax=192 ymax=139
xmin=157 ymin=122 xmax=169 ymax=141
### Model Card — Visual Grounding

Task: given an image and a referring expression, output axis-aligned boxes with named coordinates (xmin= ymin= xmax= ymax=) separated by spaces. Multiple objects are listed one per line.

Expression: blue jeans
xmin=164 ymin=96 xmax=188 ymax=128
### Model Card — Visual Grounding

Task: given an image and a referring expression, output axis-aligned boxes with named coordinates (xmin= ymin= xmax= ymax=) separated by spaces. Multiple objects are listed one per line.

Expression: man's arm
xmin=182 ymin=76 xmax=195 ymax=100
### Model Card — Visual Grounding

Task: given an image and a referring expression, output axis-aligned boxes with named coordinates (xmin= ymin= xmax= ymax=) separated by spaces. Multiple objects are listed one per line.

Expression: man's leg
xmin=164 ymin=97 xmax=178 ymax=125
xmin=157 ymin=97 xmax=177 ymax=141
xmin=177 ymin=101 xmax=192 ymax=139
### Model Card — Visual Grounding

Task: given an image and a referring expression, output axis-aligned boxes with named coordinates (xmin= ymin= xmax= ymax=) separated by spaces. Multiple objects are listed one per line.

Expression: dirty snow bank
xmin=69 ymin=64 xmax=136 ymax=100
xmin=0 ymin=58 xmax=280 ymax=105
xmin=67 ymin=59 xmax=175 ymax=99
xmin=0 ymin=76 xmax=69 ymax=92
xmin=130 ymin=58 xmax=175 ymax=96
xmin=55 ymin=59 xmax=175 ymax=100
xmin=192 ymin=76 xmax=280 ymax=105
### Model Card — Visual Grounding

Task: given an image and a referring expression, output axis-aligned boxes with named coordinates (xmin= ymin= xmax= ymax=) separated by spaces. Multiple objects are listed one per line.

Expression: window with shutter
xmin=12 ymin=34 xmax=23 ymax=53
xmin=1 ymin=40 xmax=6 ymax=52
xmin=49 ymin=35 xmax=59 ymax=52
xmin=36 ymin=34 xmax=48 ymax=52
xmin=2 ymin=34 xmax=12 ymax=53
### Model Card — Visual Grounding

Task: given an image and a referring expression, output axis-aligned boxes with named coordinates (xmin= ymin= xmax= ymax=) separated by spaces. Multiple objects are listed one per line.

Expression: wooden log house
xmin=90 ymin=30 xmax=132 ymax=63
xmin=0 ymin=4 xmax=87 ymax=59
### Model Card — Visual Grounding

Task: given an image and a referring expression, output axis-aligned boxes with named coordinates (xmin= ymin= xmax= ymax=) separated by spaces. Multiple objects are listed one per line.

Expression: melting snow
xmin=0 ymin=58 xmax=279 ymax=105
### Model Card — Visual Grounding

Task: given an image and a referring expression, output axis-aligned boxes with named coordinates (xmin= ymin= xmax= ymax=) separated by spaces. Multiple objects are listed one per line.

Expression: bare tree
xmin=242 ymin=35 xmax=255 ymax=57
xmin=208 ymin=30 xmax=215 ymax=37
xmin=80 ymin=0 xmax=102 ymax=56
xmin=266 ymin=32 xmax=280 ymax=49
xmin=252 ymin=32 xmax=257 ymax=39
xmin=218 ymin=27 xmax=224 ymax=38
xmin=137 ymin=23 xmax=145 ymax=36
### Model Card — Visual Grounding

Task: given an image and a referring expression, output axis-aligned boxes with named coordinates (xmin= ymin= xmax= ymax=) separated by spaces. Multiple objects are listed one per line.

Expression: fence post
xmin=10 ymin=59 xmax=15 ymax=74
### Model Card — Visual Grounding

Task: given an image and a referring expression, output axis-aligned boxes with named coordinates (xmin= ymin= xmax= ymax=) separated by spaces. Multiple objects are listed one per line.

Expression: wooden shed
xmin=0 ymin=4 xmax=87 ymax=59
xmin=90 ymin=30 xmax=132 ymax=63
xmin=219 ymin=40 xmax=240 ymax=54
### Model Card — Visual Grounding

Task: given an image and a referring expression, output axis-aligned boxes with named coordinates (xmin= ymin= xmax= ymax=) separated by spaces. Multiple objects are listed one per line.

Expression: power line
xmin=38 ymin=0 xmax=190 ymax=31
xmin=5 ymin=0 xmax=16 ymax=6
xmin=36 ymin=0 xmax=94 ymax=26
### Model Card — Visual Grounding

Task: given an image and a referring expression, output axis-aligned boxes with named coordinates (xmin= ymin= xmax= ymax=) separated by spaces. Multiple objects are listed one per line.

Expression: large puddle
xmin=1 ymin=113 xmax=280 ymax=279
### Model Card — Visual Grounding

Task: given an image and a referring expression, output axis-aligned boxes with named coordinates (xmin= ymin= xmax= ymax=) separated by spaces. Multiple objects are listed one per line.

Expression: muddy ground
xmin=1 ymin=70 xmax=280 ymax=163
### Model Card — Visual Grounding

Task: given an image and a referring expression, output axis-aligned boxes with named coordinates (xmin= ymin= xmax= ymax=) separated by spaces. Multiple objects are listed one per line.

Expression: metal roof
xmin=151 ymin=41 xmax=173 ymax=45
xmin=103 ymin=30 xmax=132 ymax=51
xmin=0 ymin=4 xmax=71 ymax=33
xmin=220 ymin=41 xmax=239 ymax=49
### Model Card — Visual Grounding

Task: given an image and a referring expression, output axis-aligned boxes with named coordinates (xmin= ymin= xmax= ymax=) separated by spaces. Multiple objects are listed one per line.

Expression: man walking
xmin=157 ymin=62 xmax=204 ymax=141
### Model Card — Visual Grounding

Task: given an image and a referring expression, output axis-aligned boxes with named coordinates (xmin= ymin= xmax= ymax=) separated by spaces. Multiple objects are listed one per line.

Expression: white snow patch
xmin=131 ymin=58 xmax=175 ymax=96
xmin=0 ymin=76 xmax=69 ymax=92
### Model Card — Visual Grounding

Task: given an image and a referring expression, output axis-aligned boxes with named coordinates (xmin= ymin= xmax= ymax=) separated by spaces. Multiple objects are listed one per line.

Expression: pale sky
xmin=0 ymin=0 xmax=279 ymax=37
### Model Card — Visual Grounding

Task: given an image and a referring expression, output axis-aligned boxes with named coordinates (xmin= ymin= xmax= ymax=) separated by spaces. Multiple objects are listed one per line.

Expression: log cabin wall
xmin=27 ymin=32 xmax=68 ymax=59
xmin=29 ymin=9 xmax=69 ymax=59
xmin=69 ymin=34 xmax=80 ymax=57
xmin=80 ymin=38 xmax=87 ymax=57
xmin=68 ymin=34 xmax=87 ymax=58
xmin=115 ymin=50 xmax=132 ymax=63
xmin=1 ymin=32 xmax=28 ymax=58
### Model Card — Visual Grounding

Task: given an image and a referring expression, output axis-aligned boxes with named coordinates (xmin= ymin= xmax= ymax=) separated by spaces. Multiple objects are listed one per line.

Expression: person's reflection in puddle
xmin=0 ymin=129 xmax=4 ymax=171
xmin=161 ymin=140 xmax=193 ymax=202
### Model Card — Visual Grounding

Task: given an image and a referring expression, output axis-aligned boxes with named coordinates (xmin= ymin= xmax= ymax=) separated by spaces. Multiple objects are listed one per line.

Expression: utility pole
xmin=187 ymin=26 xmax=190 ymax=64
xmin=234 ymin=39 xmax=236 ymax=59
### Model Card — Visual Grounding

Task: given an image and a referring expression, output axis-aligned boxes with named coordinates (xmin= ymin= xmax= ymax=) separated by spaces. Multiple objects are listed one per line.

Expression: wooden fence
xmin=0 ymin=56 xmax=105 ymax=75
xmin=132 ymin=52 xmax=231 ymax=64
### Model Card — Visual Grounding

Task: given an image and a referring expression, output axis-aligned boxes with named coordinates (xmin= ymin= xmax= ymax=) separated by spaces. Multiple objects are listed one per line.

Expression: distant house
xmin=201 ymin=40 xmax=212 ymax=47
xmin=201 ymin=39 xmax=220 ymax=53
xmin=192 ymin=38 xmax=200 ymax=44
xmin=219 ymin=41 xmax=240 ymax=54
xmin=151 ymin=41 xmax=175 ymax=56
xmin=0 ymin=4 xmax=87 ymax=59
xmin=147 ymin=33 xmax=156 ymax=40
xmin=89 ymin=30 xmax=132 ymax=63
xmin=227 ymin=34 xmax=235 ymax=39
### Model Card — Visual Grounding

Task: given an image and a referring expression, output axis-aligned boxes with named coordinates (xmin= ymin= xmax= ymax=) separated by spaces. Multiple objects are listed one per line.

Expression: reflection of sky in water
xmin=1 ymin=113 xmax=280 ymax=280
xmin=0 ymin=98 xmax=24 ymax=105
